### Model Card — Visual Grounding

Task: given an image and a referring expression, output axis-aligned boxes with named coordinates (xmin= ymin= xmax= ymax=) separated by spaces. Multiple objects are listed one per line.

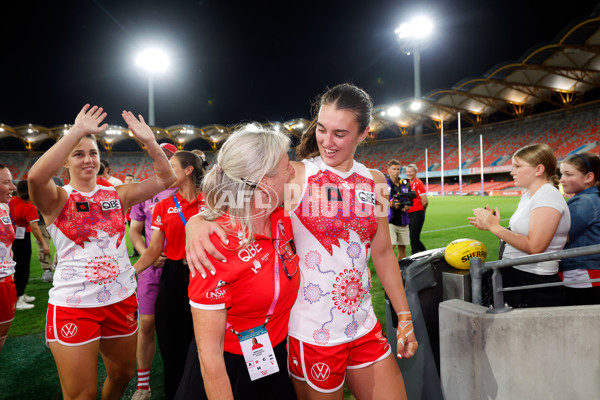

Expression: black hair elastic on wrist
xmin=576 ymin=153 xmax=593 ymax=173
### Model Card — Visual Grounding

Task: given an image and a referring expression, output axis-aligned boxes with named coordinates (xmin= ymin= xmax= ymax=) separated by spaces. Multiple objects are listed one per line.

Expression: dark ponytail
xmin=296 ymin=83 xmax=373 ymax=160
xmin=173 ymin=150 xmax=205 ymax=188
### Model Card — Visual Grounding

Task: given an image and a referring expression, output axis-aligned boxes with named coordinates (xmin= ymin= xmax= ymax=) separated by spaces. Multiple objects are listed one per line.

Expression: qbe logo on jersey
xmin=101 ymin=200 xmax=121 ymax=211
xmin=356 ymin=190 xmax=376 ymax=206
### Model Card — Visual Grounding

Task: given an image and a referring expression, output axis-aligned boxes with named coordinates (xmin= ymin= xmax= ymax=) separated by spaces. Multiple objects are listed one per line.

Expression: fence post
xmin=470 ymin=257 xmax=483 ymax=305
xmin=488 ymin=268 xmax=512 ymax=314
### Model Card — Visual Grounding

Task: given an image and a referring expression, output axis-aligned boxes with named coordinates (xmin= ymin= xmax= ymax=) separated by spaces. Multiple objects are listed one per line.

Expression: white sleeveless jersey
xmin=288 ymin=157 xmax=379 ymax=346
xmin=47 ymin=185 xmax=136 ymax=307
xmin=0 ymin=205 xmax=16 ymax=278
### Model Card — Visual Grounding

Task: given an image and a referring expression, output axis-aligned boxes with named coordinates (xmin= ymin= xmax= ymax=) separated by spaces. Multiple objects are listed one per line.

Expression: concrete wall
xmin=439 ymin=299 xmax=600 ymax=400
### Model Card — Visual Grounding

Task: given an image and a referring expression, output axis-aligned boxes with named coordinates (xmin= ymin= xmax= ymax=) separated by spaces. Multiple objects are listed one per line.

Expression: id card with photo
xmin=238 ymin=325 xmax=279 ymax=381
xmin=15 ymin=226 xmax=26 ymax=240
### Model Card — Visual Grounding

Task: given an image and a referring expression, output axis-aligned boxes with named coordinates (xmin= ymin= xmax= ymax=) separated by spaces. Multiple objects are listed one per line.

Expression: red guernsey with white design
xmin=47 ymin=185 xmax=136 ymax=307
xmin=0 ymin=205 xmax=16 ymax=278
xmin=289 ymin=156 xmax=378 ymax=346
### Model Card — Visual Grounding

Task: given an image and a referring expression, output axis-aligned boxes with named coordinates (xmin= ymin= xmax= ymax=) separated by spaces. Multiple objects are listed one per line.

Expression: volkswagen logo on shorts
xmin=61 ymin=323 xmax=78 ymax=338
xmin=310 ymin=362 xmax=331 ymax=381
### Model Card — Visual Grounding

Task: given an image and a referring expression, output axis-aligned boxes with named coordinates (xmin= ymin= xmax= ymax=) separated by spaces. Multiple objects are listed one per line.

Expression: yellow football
xmin=444 ymin=238 xmax=487 ymax=270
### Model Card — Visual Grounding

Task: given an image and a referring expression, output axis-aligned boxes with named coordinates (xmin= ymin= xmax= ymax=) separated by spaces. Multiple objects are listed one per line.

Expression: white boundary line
xmin=422 ymin=218 xmax=510 ymax=234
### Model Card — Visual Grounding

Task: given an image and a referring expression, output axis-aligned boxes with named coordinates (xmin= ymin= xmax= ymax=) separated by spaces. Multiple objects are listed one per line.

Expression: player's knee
xmin=107 ymin=366 xmax=135 ymax=384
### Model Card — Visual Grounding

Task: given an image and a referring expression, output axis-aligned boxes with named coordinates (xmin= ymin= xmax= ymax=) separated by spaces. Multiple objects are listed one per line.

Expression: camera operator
xmin=406 ymin=163 xmax=428 ymax=254
xmin=386 ymin=160 xmax=413 ymax=260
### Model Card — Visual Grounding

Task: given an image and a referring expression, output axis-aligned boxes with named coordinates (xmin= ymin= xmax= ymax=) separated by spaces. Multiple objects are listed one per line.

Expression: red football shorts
xmin=288 ymin=320 xmax=391 ymax=393
xmin=0 ymin=276 xmax=17 ymax=324
xmin=46 ymin=294 xmax=138 ymax=345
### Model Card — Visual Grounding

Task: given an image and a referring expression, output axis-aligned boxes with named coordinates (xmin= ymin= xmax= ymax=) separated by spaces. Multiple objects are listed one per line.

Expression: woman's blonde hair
xmin=201 ymin=125 xmax=290 ymax=242
xmin=513 ymin=143 xmax=559 ymax=187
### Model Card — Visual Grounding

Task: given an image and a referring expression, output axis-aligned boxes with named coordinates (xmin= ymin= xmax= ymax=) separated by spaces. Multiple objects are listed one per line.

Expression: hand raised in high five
xmin=121 ymin=111 xmax=155 ymax=145
xmin=72 ymin=104 xmax=108 ymax=136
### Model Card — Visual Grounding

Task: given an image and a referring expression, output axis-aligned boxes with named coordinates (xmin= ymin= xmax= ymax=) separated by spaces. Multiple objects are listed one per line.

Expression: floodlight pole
xmin=148 ymin=76 xmax=155 ymax=126
xmin=414 ymin=50 xmax=423 ymax=136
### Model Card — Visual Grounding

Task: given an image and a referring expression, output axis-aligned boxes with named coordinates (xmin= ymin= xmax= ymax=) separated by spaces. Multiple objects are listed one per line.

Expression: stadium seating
xmin=3 ymin=103 xmax=600 ymax=194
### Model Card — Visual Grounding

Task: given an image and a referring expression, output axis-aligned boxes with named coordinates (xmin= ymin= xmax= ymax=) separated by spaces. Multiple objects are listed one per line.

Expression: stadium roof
xmin=3 ymin=9 xmax=600 ymax=152
xmin=373 ymin=12 xmax=600 ymax=137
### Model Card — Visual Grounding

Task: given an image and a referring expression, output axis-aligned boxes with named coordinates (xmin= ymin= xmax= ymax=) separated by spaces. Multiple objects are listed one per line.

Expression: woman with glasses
xmin=176 ymin=127 xmax=298 ymax=400
xmin=185 ymin=84 xmax=417 ymax=400
xmin=470 ymin=143 xmax=570 ymax=308
xmin=133 ymin=150 xmax=205 ymax=400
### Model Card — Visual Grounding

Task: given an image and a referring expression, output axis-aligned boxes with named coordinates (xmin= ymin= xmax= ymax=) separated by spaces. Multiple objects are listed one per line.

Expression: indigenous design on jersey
xmin=289 ymin=157 xmax=378 ymax=346
xmin=47 ymin=185 xmax=136 ymax=308
xmin=295 ymin=169 xmax=378 ymax=255
xmin=0 ymin=206 xmax=16 ymax=278
xmin=55 ymin=189 xmax=125 ymax=248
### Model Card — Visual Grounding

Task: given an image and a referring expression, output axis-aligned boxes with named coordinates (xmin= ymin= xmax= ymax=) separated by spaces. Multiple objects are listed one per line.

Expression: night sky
xmin=1 ymin=0 xmax=599 ymax=129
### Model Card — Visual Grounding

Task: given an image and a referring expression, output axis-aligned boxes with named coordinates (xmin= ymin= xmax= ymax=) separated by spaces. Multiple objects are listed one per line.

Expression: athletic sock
xmin=137 ymin=368 xmax=151 ymax=391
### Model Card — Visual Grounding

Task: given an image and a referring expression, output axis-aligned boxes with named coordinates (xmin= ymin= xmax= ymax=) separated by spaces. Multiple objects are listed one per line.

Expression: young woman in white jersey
xmin=186 ymin=84 xmax=417 ymax=400
xmin=0 ymin=164 xmax=17 ymax=353
xmin=28 ymin=105 xmax=175 ymax=400
xmin=469 ymin=144 xmax=570 ymax=308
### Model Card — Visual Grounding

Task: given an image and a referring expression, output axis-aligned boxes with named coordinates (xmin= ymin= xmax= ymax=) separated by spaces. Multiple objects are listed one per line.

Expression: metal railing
xmin=470 ymin=243 xmax=600 ymax=313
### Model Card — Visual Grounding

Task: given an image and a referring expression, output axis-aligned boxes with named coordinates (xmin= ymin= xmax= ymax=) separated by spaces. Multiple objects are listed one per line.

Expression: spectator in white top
xmin=469 ymin=143 xmax=570 ymax=308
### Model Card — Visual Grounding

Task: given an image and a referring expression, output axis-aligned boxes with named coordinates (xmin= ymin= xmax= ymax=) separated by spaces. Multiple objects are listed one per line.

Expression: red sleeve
xmin=415 ymin=180 xmax=426 ymax=196
xmin=188 ymin=235 xmax=238 ymax=309
xmin=24 ymin=203 xmax=40 ymax=225
xmin=151 ymin=198 xmax=167 ymax=232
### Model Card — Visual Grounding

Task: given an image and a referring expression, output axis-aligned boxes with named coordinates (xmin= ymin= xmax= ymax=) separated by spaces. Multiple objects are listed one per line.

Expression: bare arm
xmin=29 ymin=105 xmax=107 ymax=219
xmin=29 ymin=221 xmax=50 ymax=256
xmin=469 ymin=206 xmax=561 ymax=254
xmin=133 ymin=229 xmax=165 ymax=275
xmin=116 ymin=112 xmax=175 ymax=210
xmin=129 ymin=219 xmax=148 ymax=255
xmin=421 ymin=193 xmax=428 ymax=210
xmin=192 ymin=307 xmax=233 ymax=400
xmin=370 ymin=170 xmax=417 ymax=358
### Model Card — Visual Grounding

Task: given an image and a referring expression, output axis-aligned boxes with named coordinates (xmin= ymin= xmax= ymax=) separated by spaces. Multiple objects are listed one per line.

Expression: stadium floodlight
xmin=396 ymin=16 xmax=434 ymax=136
xmin=387 ymin=106 xmax=401 ymax=117
xmin=410 ymin=101 xmax=422 ymax=111
xmin=135 ymin=48 xmax=170 ymax=126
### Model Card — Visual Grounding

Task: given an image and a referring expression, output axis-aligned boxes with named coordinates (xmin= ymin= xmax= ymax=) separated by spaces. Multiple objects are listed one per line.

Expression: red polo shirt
xmin=408 ymin=178 xmax=426 ymax=213
xmin=188 ymin=207 xmax=300 ymax=355
xmin=151 ymin=192 xmax=205 ymax=260
xmin=9 ymin=196 xmax=39 ymax=233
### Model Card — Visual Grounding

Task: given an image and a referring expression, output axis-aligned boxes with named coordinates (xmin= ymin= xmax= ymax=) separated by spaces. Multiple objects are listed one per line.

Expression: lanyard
xmin=172 ymin=195 xmax=187 ymax=226
xmin=227 ymin=215 xmax=282 ymax=335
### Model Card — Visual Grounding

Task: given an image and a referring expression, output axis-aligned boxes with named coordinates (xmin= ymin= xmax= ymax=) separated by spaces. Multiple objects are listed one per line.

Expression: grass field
xmin=0 ymin=195 xmax=520 ymax=399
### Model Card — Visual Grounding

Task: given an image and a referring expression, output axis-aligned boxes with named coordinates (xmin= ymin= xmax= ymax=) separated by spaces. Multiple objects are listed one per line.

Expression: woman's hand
xmin=396 ymin=311 xmax=418 ymax=359
xmin=121 ymin=111 xmax=156 ymax=145
xmin=469 ymin=205 xmax=501 ymax=231
xmin=185 ymin=214 xmax=228 ymax=278
xmin=72 ymin=104 xmax=108 ymax=136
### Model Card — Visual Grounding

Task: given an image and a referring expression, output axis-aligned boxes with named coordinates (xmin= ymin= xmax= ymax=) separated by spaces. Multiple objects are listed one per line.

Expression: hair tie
xmin=575 ymin=153 xmax=593 ymax=173
xmin=213 ymin=164 xmax=222 ymax=172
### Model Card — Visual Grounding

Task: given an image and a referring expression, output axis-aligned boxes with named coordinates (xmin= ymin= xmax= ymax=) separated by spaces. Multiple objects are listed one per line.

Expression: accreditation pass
xmin=239 ymin=325 xmax=279 ymax=381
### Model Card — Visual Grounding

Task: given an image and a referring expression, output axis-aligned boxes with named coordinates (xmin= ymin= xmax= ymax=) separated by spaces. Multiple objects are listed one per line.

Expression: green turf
xmin=1 ymin=196 xmax=521 ymax=399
